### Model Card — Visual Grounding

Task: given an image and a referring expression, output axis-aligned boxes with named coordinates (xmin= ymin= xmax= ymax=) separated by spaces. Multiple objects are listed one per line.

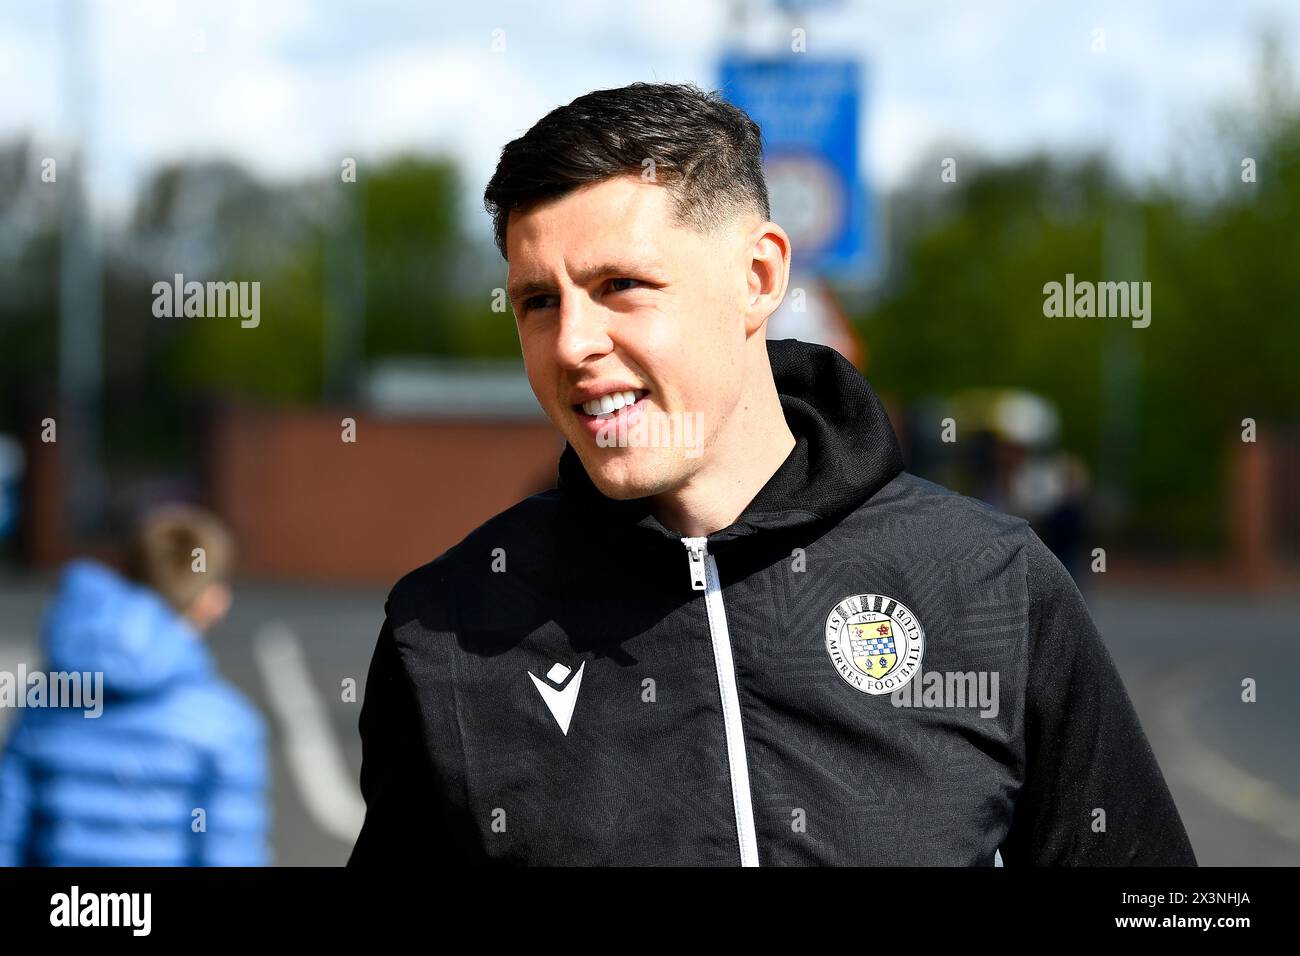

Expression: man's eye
xmin=523 ymin=294 xmax=558 ymax=312
xmin=608 ymin=278 xmax=642 ymax=293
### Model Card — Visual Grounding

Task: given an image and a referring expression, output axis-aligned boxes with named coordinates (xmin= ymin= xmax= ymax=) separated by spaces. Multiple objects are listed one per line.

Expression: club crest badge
xmin=825 ymin=593 xmax=925 ymax=695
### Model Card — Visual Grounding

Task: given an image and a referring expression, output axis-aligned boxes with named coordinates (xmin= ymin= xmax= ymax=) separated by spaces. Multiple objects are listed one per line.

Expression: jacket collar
xmin=557 ymin=338 xmax=904 ymax=546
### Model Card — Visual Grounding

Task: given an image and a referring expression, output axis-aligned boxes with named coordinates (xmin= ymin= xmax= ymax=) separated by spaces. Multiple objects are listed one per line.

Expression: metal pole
xmin=58 ymin=0 xmax=105 ymax=536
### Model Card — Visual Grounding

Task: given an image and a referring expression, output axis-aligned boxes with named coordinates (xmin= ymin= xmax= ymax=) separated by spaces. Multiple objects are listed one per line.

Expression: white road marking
xmin=0 ymin=640 xmax=35 ymax=739
xmin=1154 ymin=656 xmax=1300 ymax=845
xmin=251 ymin=623 xmax=365 ymax=844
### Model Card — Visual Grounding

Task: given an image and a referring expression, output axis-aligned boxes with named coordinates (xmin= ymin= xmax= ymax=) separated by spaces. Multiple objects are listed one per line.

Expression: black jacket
xmin=348 ymin=338 xmax=1197 ymax=866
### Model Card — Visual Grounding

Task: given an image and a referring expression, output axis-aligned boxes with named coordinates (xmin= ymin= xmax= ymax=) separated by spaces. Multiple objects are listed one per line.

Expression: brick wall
xmin=209 ymin=405 xmax=564 ymax=584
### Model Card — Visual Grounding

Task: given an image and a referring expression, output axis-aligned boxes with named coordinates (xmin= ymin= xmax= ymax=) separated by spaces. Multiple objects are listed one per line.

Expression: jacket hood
xmin=41 ymin=558 xmax=214 ymax=695
xmin=556 ymin=338 xmax=905 ymax=546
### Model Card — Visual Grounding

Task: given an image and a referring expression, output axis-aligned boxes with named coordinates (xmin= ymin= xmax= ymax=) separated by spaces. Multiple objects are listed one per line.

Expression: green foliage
xmin=363 ymin=155 xmax=461 ymax=358
xmin=158 ymin=154 xmax=515 ymax=406
xmin=858 ymin=109 xmax=1300 ymax=551
xmin=170 ymin=239 xmax=327 ymax=402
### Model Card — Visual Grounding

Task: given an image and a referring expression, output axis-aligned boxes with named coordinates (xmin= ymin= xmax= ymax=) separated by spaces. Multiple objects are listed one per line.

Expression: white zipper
xmin=681 ymin=536 xmax=760 ymax=867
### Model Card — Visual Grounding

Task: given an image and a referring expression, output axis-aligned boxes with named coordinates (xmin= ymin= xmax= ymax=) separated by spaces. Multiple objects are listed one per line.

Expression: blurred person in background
xmin=0 ymin=505 xmax=270 ymax=866
xmin=1010 ymin=449 xmax=1091 ymax=585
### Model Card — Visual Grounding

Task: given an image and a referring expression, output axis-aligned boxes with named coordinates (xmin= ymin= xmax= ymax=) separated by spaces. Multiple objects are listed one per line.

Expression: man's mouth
xmin=573 ymin=388 xmax=650 ymax=421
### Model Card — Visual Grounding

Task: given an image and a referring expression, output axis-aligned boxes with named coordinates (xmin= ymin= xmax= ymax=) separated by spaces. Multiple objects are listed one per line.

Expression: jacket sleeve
xmin=1001 ymin=532 xmax=1197 ymax=866
xmin=195 ymin=703 xmax=272 ymax=866
xmin=0 ymin=723 xmax=33 ymax=867
xmin=348 ymin=608 xmax=470 ymax=866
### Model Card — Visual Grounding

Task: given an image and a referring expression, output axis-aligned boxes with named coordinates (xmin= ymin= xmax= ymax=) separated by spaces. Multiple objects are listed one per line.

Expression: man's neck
xmin=650 ymin=378 xmax=796 ymax=539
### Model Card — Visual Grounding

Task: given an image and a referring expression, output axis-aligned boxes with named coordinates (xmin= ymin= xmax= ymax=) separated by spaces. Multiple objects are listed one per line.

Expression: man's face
xmin=506 ymin=175 xmax=753 ymax=500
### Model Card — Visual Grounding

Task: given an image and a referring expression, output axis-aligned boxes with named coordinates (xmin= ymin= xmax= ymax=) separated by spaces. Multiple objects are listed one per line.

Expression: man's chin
xmin=579 ymin=451 xmax=678 ymax=501
xmin=586 ymin=469 xmax=661 ymax=501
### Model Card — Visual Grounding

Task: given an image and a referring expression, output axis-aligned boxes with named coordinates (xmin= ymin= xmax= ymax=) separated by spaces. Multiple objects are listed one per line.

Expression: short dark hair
xmin=483 ymin=81 xmax=770 ymax=259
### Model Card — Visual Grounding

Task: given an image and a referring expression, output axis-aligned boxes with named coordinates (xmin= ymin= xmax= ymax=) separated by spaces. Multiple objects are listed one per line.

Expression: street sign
xmin=719 ymin=55 xmax=874 ymax=279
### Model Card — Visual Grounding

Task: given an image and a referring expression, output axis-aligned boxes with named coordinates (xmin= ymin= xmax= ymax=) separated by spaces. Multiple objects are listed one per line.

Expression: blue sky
xmin=1 ymin=0 xmax=1296 ymax=233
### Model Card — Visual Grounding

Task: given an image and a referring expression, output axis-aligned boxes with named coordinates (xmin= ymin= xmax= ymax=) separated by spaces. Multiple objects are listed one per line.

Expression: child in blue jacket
xmin=0 ymin=505 xmax=270 ymax=866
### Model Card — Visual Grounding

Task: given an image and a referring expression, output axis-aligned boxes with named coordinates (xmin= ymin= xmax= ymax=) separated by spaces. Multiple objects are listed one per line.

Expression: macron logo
xmin=528 ymin=661 xmax=585 ymax=735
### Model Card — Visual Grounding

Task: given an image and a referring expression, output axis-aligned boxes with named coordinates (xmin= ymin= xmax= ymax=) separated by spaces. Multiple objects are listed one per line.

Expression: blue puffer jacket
xmin=0 ymin=559 xmax=271 ymax=866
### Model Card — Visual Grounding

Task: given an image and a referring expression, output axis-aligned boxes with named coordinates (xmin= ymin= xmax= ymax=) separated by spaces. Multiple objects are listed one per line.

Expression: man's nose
xmin=554 ymin=293 xmax=613 ymax=369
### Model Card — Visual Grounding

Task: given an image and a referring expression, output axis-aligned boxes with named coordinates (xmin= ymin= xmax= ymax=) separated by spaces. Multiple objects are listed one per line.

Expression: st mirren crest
xmin=825 ymin=593 xmax=925 ymax=695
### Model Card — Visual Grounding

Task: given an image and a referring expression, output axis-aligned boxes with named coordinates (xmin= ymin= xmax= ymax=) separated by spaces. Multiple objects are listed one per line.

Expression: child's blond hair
xmin=123 ymin=504 xmax=235 ymax=613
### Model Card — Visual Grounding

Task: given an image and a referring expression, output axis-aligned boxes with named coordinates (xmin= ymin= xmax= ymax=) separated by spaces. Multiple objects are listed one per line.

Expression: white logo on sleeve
xmin=527 ymin=661 xmax=585 ymax=735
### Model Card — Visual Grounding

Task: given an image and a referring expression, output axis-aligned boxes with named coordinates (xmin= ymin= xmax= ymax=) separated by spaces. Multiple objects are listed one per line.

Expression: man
xmin=349 ymin=82 xmax=1195 ymax=866
xmin=0 ymin=504 xmax=270 ymax=866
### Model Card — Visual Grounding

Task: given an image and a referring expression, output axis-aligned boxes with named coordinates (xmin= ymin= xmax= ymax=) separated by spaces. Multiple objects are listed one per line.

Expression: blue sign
xmin=719 ymin=55 xmax=874 ymax=279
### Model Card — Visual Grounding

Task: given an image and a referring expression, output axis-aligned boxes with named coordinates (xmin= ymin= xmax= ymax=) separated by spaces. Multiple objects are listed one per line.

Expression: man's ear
xmin=743 ymin=221 xmax=791 ymax=336
xmin=186 ymin=582 xmax=232 ymax=633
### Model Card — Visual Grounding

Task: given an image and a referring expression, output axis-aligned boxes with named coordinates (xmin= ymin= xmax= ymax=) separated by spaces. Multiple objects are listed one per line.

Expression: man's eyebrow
xmin=507 ymin=261 xmax=663 ymax=301
xmin=506 ymin=276 xmax=555 ymax=302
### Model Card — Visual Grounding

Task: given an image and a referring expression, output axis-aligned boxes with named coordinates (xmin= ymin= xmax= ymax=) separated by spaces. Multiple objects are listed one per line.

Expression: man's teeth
xmin=582 ymin=390 xmax=643 ymax=418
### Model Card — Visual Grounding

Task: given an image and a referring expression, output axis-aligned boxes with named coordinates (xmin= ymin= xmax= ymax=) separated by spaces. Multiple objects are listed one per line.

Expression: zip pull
xmin=681 ymin=536 xmax=708 ymax=591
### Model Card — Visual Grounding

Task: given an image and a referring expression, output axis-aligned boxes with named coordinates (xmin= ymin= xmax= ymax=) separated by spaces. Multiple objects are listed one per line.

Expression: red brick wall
xmin=210 ymin=405 xmax=564 ymax=584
